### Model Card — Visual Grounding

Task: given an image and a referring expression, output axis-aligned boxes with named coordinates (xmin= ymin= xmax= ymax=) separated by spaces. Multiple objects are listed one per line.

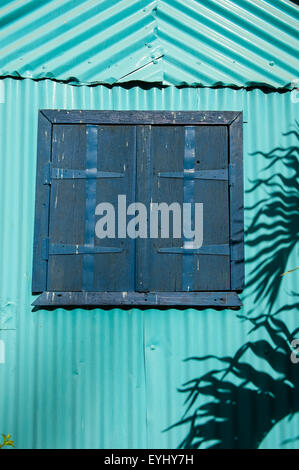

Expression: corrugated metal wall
xmin=0 ymin=0 xmax=298 ymax=86
xmin=0 ymin=79 xmax=298 ymax=449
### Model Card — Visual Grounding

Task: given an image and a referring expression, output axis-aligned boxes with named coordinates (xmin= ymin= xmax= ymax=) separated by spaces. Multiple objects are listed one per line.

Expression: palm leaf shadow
xmin=245 ymin=125 xmax=299 ymax=309
xmin=168 ymin=124 xmax=299 ymax=449
xmin=168 ymin=314 xmax=299 ymax=449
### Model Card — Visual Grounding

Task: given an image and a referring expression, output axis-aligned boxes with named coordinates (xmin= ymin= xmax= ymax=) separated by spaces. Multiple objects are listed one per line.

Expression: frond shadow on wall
xmin=245 ymin=125 xmax=299 ymax=310
xmin=167 ymin=123 xmax=299 ymax=449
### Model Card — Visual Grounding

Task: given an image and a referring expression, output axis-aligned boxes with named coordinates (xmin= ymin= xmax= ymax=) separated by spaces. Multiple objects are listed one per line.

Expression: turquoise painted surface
xmin=0 ymin=79 xmax=298 ymax=448
xmin=0 ymin=0 xmax=298 ymax=87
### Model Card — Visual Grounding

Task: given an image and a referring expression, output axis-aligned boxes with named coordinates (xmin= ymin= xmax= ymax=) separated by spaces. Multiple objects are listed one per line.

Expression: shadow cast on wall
xmin=167 ymin=123 xmax=299 ymax=449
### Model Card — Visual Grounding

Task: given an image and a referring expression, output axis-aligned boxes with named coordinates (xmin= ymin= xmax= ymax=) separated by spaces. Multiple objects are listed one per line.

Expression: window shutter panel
xmin=136 ymin=125 xmax=230 ymax=292
xmin=191 ymin=125 xmax=230 ymax=290
xmin=46 ymin=124 xmax=136 ymax=292
xmin=136 ymin=125 xmax=184 ymax=292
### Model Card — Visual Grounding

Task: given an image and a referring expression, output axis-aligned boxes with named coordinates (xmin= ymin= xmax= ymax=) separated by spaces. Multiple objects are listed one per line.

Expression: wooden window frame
xmin=32 ymin=110 xmax=244 ymax=308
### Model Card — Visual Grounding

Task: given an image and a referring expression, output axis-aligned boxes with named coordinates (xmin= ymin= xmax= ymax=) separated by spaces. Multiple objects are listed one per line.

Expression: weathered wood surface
xmin=42 ymin=110 xmax=240 ymax=125
xmin=33 ymin=291 xmax=242 ymax=307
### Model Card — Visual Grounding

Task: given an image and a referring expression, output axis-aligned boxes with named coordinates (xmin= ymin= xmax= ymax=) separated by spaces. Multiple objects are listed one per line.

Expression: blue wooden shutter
xmin=32 ymin=111 xmax=243 ymax=307
xmin=136 ymin=125 xmax=230 ymax=292
xmin=33 ymin=119 xmax=136 ymax=293
xmin=136 ymin=125 xmax=184 ymax=292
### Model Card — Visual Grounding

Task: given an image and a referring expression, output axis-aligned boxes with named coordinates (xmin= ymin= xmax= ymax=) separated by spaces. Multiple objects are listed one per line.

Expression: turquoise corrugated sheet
xmin=0 ymin=79 xmax=298 ymax=449
xmin=0 ymin=0 xmax=298 ymax=87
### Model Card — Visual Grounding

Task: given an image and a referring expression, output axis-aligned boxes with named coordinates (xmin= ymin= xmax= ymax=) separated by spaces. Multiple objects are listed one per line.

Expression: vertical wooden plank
xmin=32 ymin=112 xmax=52 ymax=292
xmin=229 ymin=112 xmax=244 ymax=290
xmin=182 ymin=126 xmax=196 ymax=292
xmin=135 ymin=125 xmax=152 ymax=292
xmin=82 ymin=125 xmax=98 ymax=291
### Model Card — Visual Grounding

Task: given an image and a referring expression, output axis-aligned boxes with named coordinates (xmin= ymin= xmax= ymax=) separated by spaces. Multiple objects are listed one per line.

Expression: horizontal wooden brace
xmin=42 ymin=110 xmax=241 ymax=126
xmin=33 ymin=291 xmax=242 ymax=307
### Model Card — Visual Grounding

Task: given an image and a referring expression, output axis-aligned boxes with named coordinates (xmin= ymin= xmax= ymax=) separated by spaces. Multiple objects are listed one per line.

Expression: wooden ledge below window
xmin=32 ymin=291 xmax=242 ymax=308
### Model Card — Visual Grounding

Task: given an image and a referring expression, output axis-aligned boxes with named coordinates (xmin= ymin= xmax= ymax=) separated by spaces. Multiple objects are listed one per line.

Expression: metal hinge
xmin=43 ymin=162 xmax=124 ymax=183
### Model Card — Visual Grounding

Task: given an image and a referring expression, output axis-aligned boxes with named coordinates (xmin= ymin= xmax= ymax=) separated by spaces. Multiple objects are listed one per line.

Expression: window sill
xmin=32 ymin=291 xmax=242 ymax=308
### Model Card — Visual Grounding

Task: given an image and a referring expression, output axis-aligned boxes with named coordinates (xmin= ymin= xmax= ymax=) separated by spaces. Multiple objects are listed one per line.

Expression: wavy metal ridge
xmin=0 ymin=0 xmax=298 ymax=87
